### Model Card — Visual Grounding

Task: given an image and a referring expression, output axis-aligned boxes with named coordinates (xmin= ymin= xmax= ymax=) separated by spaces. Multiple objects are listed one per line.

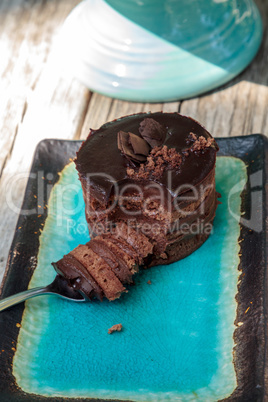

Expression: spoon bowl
xmin=0 ymin=275 xmax=87 ymax=312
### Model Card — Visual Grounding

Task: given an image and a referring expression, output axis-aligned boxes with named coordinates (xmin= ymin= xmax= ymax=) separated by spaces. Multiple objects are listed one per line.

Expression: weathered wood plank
xmin=162 ymin=102 xmax=180 ymax=113
xmin=0 ymin=0 xmax=87 ymax=282
xmin=80 ymin=94 xmax=181 ymax=139
xmin=180 ymin=80 xmax=268 ymax=138
xmin=0 ymin=74 xmax=90 ymax=280
xmin=80 ymin=94 xmax=113 ymax=138
xmin=0 ymin=0 xmax=81 ymax=175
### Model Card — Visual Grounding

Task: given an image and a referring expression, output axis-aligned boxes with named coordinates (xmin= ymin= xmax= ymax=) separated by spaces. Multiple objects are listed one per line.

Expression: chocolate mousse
xmin=53 ymin=112 xmax=219 ymax=301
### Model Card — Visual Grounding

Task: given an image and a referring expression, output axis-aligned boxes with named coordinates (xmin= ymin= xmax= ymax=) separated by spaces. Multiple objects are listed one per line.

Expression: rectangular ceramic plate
xmin=0 ymin=136 xmax=267 ymax=401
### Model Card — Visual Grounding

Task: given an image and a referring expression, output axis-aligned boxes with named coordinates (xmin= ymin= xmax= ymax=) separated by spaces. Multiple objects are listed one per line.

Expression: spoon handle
xmin=0 ymin=287 xmax=48 ymax=312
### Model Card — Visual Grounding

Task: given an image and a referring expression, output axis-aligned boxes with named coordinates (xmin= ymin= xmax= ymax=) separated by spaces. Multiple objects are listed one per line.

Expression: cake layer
xmin=54 ymin=223 xmax=153 ymax=301
xmin=88 ymin=239 xmax=135 ymax=284
xmin=88 ymin=179 xmax=217 ymax=256
xmin=81 ymin=167 xmax=216 ymax=235
xmin=53 ymin=254 xmax=104 ymax=301
xmin=70 ymin=245 xmax=126 ymax=301
xmin=146 ymin=232 xmax=211 ymax=267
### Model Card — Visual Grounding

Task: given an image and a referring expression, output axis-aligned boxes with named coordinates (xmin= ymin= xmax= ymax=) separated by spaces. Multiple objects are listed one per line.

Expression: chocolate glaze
xmin=75 ymin=112 xmax=217 ymax=203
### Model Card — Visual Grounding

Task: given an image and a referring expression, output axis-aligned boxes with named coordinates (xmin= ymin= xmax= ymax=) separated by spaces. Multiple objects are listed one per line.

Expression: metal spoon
xmin=0 ymin=275 xmax=87 ymax=312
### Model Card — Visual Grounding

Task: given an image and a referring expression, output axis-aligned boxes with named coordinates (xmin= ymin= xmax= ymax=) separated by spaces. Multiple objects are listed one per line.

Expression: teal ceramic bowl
xmin=58 ymin=0 xmax=263 ymax=101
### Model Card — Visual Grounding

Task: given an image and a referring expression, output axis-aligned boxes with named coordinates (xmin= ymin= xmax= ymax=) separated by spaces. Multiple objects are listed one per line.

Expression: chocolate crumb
xmin=126 ymin=167 xmax=135 ymax=177
xmin=188 ymin=132 xmax=197 ymax=142
xmin=187 ymin=132 xmax=218 ymax=152
xmin=127 ymin=145 xmax=182 ymax=180
xmin=191 ymin=136 xmax=213 ymax=151
xmin=108 ymin=323 xmax=123 ymax=334
xmin=159 ymin=252 xmax=168 ymax=259
xmin=147 ymin=280 xmax=152 ymax=285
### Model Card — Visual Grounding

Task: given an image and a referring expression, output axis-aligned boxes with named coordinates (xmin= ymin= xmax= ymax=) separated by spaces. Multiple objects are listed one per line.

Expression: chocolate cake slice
xmin=53 ymin=112 xmax=219 ymax=301
xmin=53 ymin=223 xmax=153 ymax=301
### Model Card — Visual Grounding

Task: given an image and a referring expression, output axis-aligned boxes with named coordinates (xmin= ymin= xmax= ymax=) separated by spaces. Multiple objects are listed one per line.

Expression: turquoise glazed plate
xmin=0 ymin=136 xmax=267 ymax=401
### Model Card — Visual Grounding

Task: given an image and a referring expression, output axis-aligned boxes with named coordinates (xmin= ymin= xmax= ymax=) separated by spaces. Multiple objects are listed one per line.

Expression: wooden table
xmin=0 ymin=0 xmax=267 ymax=286
xmin=0 ymin=0 xmax=268 ymax=398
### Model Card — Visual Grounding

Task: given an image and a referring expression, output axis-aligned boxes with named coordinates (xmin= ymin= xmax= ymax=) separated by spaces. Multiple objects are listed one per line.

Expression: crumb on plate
xmin=108 ymin=323 xmax=123 ymax=334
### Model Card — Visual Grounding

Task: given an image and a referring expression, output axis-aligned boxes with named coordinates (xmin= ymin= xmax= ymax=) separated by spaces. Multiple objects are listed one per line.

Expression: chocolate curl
xmin=117 ymin=131 xmax=151 ymax=163
xmin=139 ymin=118 xmax=166 ymax=147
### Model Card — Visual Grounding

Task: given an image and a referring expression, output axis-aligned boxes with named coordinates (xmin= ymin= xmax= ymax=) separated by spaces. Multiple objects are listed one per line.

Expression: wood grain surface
xmin=0 ymin=0 xmax=268 ymax=398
